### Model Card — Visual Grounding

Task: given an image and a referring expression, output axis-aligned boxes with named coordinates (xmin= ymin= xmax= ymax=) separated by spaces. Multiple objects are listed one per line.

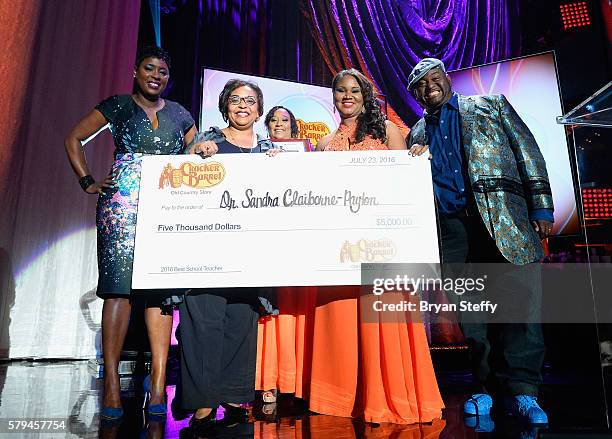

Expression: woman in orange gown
xmin=308 ymin=68 xmax=444 ymax=424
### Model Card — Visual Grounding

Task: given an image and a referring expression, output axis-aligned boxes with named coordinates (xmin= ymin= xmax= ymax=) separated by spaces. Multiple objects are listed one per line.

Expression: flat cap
xmin=407 ymin=58 xmax=446 ymax=89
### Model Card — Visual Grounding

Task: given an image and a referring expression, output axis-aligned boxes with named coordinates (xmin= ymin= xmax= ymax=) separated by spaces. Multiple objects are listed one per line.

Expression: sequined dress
xmin=95 ymin=95 xmax=194 ymax=298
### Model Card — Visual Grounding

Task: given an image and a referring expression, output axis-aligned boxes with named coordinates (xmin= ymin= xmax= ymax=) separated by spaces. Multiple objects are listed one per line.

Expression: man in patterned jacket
xmin=407 ymin=58 xmax=554 ymax=426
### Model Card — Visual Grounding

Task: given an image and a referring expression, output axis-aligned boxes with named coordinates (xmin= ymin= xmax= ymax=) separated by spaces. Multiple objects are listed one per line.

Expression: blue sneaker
xmin=464 ymin=393 xmax=493 ymax=416
xmin=505 ymin=395 xmax=548 ymax=425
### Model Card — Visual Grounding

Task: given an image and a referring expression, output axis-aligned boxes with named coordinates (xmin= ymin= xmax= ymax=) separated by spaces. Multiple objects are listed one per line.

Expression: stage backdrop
xmin=300 ymin=0 xmax=521 ymax=126
xmin=0 ymin=0 xmax=141 ymax=359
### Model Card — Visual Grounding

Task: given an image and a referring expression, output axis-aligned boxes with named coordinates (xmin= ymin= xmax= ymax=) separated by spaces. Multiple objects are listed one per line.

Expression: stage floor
xmin=0 ymin=358 xmax=609 ymax=438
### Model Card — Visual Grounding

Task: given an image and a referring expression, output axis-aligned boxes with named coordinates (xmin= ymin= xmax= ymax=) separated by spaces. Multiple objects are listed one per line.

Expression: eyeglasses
xmin=228 ymin=95 xmax=257 ymax=106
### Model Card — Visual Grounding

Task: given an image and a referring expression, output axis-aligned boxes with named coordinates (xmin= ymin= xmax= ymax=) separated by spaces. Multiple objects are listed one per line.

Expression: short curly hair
xmin=264 ymin=106 xmax=299 ymax=138
xmin=135 ymin=45 xmax=171 ymax=69
xmin=332 ymin=69 xmax=387 ymax=143
xmin=218 ymin=79 xmax=264 ymax=123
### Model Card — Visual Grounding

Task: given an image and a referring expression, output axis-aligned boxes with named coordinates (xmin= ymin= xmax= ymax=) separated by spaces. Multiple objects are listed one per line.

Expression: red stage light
xmin=560 ymin=2 xmax=591 ymax=30
xmin=582 ymin=188 xmax=612 ymax=219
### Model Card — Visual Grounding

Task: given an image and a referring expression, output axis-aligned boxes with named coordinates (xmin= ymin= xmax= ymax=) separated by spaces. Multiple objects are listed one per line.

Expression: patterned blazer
xmin=408 ymin=94 xmax=554 ymax=265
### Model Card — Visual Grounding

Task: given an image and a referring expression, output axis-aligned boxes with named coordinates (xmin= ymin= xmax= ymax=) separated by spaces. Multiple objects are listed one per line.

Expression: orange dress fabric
xmin=254 ymin=416 xmax=446 ymax=438
xmin=323 ymin=122 xmax=387 ymax=151
xmin=256 ymin=123 xmax=444 ymax=424
xmin=255 ymin=287 xmax=316 ymax=397
xmin=309 ymin=288 xmax=444 ymax=424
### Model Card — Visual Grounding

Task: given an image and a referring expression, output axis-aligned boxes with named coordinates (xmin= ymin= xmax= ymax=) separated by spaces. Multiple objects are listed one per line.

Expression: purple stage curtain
xmin=154 ymin=0 xmax=333 ymax=123
xmin=300 ymin=0 xmax=521 ymax=125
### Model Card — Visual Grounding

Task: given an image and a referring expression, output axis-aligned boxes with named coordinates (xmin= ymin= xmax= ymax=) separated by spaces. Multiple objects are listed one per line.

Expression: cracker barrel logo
xmin=296 ymin=119 xmax=330 ymax=147
xmin=159 ymin=162 xmax=225 ymax=189
xmin=340 ymin=239 xmax=396 ymax=263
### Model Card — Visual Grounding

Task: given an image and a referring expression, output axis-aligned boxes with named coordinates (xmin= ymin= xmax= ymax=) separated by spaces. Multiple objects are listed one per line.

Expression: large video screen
xmin=449 ymin=52 xmax=578 ymax=236
xmin=200 ymin=68 xmax=340 ymax=148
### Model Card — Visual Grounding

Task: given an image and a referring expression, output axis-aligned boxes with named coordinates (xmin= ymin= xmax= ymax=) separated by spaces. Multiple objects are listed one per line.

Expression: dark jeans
xmin=439 ymin=214 xmax=545 ymax=397
xmin=179 ymin=291 xmax=259 ymax=409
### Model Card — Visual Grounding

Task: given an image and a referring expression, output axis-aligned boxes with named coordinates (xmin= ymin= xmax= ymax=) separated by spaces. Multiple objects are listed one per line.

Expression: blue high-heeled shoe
xmin=101 ymin=406 xmax=124 ymax=420
xmin=143 ymin=375 xmax=167 ymax=417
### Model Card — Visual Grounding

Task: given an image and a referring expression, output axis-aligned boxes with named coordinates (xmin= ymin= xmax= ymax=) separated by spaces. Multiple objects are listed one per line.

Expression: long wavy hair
xmin=332 ymin=69 xmax=387 ymax=143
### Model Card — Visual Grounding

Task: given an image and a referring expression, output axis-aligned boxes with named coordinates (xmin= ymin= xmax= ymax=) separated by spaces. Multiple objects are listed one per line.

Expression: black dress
xmin=94 ymin=95 xmax=194 ymax=298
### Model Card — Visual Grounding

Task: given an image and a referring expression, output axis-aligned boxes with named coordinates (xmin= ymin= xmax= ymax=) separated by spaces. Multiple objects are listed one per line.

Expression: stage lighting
xmin=582 ymin=188 xmax=612 ymax=219
xmin=560 ymin=2 xmax=592 ymax=30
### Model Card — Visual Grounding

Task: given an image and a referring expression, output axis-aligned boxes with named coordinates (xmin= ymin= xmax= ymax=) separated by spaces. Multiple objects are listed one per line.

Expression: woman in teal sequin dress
xmin=65 ymin=46 xmax=196 ymax=418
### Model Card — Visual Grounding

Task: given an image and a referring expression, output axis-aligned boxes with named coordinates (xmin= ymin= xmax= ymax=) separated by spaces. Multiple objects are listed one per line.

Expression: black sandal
xmin=220 ymin=403 xmax=249 ymax=420
xmin=189 ymin=407 xmax=217 ymax=435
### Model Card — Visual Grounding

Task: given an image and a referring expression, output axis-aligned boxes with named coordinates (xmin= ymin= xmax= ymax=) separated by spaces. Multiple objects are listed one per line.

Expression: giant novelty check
xmin=132 ymin=151 xmax=439 ymax=289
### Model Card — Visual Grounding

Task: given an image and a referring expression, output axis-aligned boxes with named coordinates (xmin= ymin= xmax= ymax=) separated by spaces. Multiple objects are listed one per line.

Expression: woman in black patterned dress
xmin=65 ymin=46 xmax=196 ymax=419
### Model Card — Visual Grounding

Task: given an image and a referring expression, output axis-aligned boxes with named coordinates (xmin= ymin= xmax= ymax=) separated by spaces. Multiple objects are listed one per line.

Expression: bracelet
xmin=78 ymin=175 xmax=95 ymax=191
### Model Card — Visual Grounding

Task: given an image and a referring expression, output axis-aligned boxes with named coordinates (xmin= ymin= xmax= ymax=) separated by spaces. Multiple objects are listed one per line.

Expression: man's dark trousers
xmin=439 ymin=213 xmax=545 ymax=397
